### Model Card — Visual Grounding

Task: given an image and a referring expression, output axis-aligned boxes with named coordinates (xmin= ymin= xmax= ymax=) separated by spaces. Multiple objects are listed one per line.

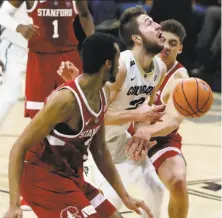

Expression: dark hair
xmin=119 ymin=6 xmax=147 ymax=48
xmin=160 ymin=19 xmax=187 ymax=43
xmin=81 ymin=33 xmax=118 ymax=74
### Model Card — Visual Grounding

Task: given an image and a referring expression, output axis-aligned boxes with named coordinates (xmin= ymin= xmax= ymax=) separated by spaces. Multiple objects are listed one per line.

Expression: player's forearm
xmin=77 ymin=1 xmax=95 ymax=36
xmin=105 ymin=109 xmax=139 ymax=125
xmin=8 ymin=145 xmax=26 ymax=207
xmin=79 ymin=13 xmax=94 ymax=36
xmin=136 ymin=116 xmax=182 ymax=137
xmin=92 ymin=144 xmax=129 ymax=200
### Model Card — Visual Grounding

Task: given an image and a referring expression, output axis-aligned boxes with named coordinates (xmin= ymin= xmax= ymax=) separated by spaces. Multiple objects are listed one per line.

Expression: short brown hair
xmin=119 ymin=6 xmax=147 ymax=48
xmin=160 ymin=19 xmax=187 ymax=43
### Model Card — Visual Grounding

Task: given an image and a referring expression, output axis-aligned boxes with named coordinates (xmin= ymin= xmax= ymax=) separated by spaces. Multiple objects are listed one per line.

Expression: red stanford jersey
xmin=27 ymin=0 xmax=78 ymax=53
xmin=154 ymin=61 xmax=185 ymax=106
xmin=25 ymin=76 xmax=108 ymax=178
xmin=153 ymin=61 xmax=185 ymax=140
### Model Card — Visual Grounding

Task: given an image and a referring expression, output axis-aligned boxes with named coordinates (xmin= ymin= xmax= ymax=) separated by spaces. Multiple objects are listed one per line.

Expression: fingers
xmin=134 ymin=140 xmax=147 ymax=160
xmin=152 ymin=104 xmax=165 ymax=112
xmin=127 ymin=137 xmax=140 ymax=158
xmin=125 ymin=137 xmax=134 ymax=154
xmin=23 ymin=25 xmax=40 ymax=40
xmin=136 ymin=201 xmax=153 ymax=218
xmin=131 ymin=204 xmax=141 ymax=215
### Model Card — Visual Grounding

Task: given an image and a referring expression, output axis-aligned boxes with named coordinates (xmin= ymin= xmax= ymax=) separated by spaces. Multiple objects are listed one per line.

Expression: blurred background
xmin=84 ymin=0 xmax=221 ymax=92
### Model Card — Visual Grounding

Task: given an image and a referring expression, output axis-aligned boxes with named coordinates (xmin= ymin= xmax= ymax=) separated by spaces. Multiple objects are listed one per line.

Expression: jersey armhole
xmin=26 ymin=1 xmax=38 ymax=13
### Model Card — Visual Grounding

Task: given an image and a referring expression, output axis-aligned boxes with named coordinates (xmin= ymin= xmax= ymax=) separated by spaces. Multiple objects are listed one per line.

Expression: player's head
xmin=119 ymin=6 xmax=164 ymax=54
xmin=81 ymin=33 xmax=120 ymax=83
xmin=159 ymin=19 xmax=186 ymax=64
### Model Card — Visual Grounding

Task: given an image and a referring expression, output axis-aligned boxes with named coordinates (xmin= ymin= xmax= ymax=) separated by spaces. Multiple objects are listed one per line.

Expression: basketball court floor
xmin=0 ymin=93 xmax=221 ymax=218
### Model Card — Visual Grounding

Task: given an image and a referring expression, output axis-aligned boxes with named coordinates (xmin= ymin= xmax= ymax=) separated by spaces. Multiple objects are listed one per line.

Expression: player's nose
xmin=155 ymin=22 xmax=161 ymax=30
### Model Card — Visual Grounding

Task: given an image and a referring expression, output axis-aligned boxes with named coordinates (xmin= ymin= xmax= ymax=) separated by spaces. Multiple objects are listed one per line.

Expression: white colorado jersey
xmin=1 ymin=2 xmax=29 ymax=49
xmin=105 ymin=50 xmax=164 ymax=141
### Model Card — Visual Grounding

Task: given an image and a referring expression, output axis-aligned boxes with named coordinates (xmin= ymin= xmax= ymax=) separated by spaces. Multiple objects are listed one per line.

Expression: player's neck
xmin=164 ymin=60 xmax=177 ymax=72
xmin=78 ymin=74 xmax=103 ymax=97
xmin=131 ymin=48 xmax=154 ymax=72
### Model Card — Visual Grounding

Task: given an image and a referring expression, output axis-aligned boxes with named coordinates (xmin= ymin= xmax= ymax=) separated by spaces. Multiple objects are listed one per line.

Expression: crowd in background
xmin=0 ymin=0 xmax=221 ymax=92
xmin=86 ymin=0 xmax=221 ymax=92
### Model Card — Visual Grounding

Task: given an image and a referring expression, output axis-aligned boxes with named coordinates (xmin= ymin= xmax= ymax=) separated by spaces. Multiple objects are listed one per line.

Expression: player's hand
xmin=3 ymin=206 xmax=23 ymax=218
xmin=122 ymin=195 xmax=153 ymax=218
xmin=16 ymin=24 xmax=40 ymax=40
xmin=126 ymin=131 xmax=156 ymax=161
xmin=57 ymin=61 xmax=79 ymax=81
xmin=135 ymin=101 xmax=165 ymax=123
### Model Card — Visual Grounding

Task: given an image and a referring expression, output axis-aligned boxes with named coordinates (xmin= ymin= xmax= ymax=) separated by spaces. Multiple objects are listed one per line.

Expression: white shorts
xmin=0 ymin=37 xmax=27 ymax=68
xmin=85 ymin=133 xmax=156 ymax=210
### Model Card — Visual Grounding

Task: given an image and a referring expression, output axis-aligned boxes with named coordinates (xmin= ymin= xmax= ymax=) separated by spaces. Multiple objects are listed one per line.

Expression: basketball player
xmin=0 ymin=2 xmax=28 ymax=125
xmin=127 ymin=19 xmax=189 ymax=218
xmin=3 ymin=33 xmax=153 ymax=218
xmin=58 ymin=6 xmax=167 ymax=218
xmin=0 ymin=0 xmax=94 ymax=209
xmin=0 ymin=0 xmax=94 ymax=119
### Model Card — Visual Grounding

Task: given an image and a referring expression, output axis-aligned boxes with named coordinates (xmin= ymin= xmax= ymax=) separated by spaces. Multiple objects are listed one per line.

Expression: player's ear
xmin=132 ymin=35 xmax=141 ymax=45
xmin=178 ymin=44 xmax=183 ymax=54
xmin=105 ymin=60 xmax=111 ymax=68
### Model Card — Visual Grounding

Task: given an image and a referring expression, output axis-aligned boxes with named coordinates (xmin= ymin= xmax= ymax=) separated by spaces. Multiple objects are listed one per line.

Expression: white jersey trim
xmin=46 ymin=135 xmax=65 ymax=146
xmin=53 ymin=86 xmax=85 ymax=139
xmin=72 ymin=1 xmax=78 ymax=14
xmin=102 ymin=87 xmax=107 ymax=110
xmin=26 ymin=1 xmax=38 ymax=13
xmin=26 ymin=101 xmax=44 ymax=110
xmin=166 ymin=61 xmax=178 ymax=74
xmin=75 ymin=76 xmax=103 ymax=118
xmin=150 ymin=147 xmax=181 ymax=163
xmin=90 ymin=193 xmax=106 ymax=209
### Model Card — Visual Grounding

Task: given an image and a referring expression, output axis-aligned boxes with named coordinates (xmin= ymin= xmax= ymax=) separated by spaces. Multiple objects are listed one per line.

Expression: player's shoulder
xmin=173 ymin=61 xmax=189 ymax=79
xmin=47 ymin=88 xmax=76 ymax=108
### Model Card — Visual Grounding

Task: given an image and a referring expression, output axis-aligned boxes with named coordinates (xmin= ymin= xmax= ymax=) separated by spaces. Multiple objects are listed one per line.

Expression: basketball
xmin=173 ymin=78 xmax=213 ymax=118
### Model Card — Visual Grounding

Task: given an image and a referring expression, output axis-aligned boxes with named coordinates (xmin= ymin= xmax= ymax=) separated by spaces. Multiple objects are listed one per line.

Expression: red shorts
xmin=148 ymin=133 xmax=184 ymax=172
xmin=25 ymin=49 xmax=82 ymax=118
xmin=21 ymin=163 xmax=116 ymax=218
xmin=128 ymin=124 xmax=184 ymax=172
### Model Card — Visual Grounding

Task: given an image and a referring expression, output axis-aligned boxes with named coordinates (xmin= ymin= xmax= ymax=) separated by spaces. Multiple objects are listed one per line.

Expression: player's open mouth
xmin=157 ymin=32 xmax=165 ymax=42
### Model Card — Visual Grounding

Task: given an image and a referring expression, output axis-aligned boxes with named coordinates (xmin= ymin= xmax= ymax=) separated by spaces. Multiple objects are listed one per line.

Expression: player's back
xmin=27 ymin=0 xmax=78 ymax=53
xmin=25 ymin=77 xmax=107 ymax=178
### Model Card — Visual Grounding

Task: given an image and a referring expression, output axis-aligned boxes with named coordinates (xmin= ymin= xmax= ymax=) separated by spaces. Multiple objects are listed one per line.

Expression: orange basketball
xmin=173 ymin=78 xmax=213 ymax=118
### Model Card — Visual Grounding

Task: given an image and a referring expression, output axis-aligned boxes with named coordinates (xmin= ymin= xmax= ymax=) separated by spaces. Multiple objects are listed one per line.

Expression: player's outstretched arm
xmin=3 ymin=90 xmax=76 ymax=218
xmin=136 ymin=96 xmax=184 ymax=138
xmin=90 ymin=122 xmax=153 ymax=218
xmin=76 ymin=1 xmax=95 ymax=36
xmin=135 ymin=72 xmax=189 ymax=139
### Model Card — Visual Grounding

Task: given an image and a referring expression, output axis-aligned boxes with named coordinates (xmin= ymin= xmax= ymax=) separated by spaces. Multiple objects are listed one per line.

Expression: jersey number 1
xmin=52 ymin=20 xmax=59 ymax=38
